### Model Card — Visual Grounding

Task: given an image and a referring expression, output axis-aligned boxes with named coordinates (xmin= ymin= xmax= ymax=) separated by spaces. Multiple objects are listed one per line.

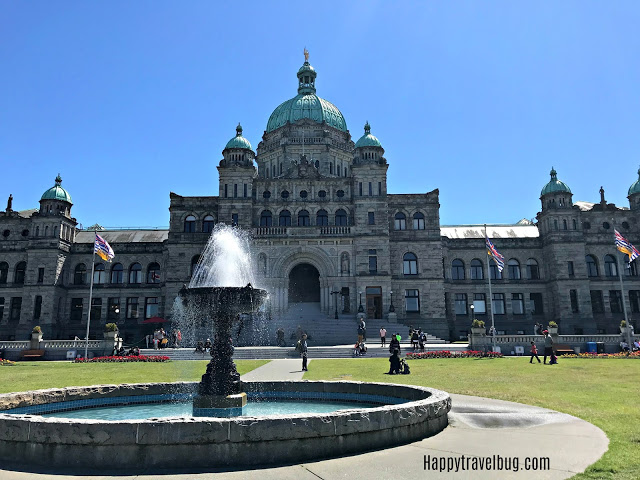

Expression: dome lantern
xmin=224 ymin=122 xmax=253 ymax=151
xmin=355 ymin=121 xmax=383 ymax=149
xmin=40 ymin=174 xmax=72 ymax=204
xmin=540 ymin=167 xmax=571 ymax=197
xmin=627 ymin=167 xmax=640 ymax=196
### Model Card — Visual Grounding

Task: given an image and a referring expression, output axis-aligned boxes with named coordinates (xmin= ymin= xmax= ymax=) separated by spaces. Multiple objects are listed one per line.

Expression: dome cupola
xmin=265 ymin=50 xmax=347 ymax=133
xmin=224 ymin=123 xmax=252 ymax=151
xmin=540 ymin=167 xmax=571 ymax=196
xmin=628 ymin=167 xmax=640 ymax=196
xmin=355 ymin=121 xmax=382 ymax=148
xmin=41 ymin=174 xmax=72 ymax=203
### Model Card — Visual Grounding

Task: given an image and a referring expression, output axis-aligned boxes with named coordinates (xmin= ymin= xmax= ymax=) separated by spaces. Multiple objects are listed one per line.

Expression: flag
xmin=615 ymin=230 xmax=640 ymax=264
xmin=486 ymin=237 xmax=505 ymax=272
xmin=94 ymin=234 xmax=115 ymax=262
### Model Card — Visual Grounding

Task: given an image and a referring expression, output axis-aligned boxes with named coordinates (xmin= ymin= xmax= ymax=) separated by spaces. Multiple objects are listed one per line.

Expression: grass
xmin=0 ymin=360 xmax=268 ymax=394
xmin=304 ymin=357 xmax=640 ymax=480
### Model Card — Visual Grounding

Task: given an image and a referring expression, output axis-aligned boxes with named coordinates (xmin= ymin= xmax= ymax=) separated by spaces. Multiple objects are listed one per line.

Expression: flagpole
xmin=84 ymin=231 xmax=97 ymax=359
xmin=484 ymin=224 xmax=496 ymax=352
xmin=613 ymin=222 xmax=634 ymax=350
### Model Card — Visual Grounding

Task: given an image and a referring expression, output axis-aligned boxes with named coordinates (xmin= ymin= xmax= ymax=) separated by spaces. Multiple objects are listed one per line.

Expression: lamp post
xmin=358 ymin=291 xmax=364 ymax=313
xmin=389 ymin=290 xmax=395 ymax=313
xmin=330 ymin=290 xmax=340 ymax=319
xmin=469 ymin=303 xmax=475 ymax=322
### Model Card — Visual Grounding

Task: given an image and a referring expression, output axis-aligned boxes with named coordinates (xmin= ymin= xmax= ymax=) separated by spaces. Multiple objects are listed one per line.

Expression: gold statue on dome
xmin=304 ymin=47 xmax=309 ymax=62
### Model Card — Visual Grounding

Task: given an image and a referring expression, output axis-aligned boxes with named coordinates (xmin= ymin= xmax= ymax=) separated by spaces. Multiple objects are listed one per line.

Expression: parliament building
xmin=2 ymin=55 xmax=640 ymax=344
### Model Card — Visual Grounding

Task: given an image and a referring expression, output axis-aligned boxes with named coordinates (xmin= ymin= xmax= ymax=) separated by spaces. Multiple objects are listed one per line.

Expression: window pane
xmin=454 ymin=293 xmax=467 ymax=315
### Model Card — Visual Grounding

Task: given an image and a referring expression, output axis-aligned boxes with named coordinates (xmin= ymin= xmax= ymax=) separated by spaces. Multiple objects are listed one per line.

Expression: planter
xmin=471 ymin=327 xmax=485 ymax=336
xmin=620 ymin=327 xmax=627 ymax=335
xmin=547 ymin=327 xmax=558 ymax=335
xmin=103 ymin=331 xmax=119 ymax=340
xmin=30 ymin=333 xmax=43 ymax=350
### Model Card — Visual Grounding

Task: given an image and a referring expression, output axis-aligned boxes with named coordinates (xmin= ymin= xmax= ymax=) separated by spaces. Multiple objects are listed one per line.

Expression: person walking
xmin=380 ymin=326 xmax=387 ymax=347
xmin=357 ymin=321 xmax=365 ymax=344
xmin=543 ymin=330 xmax=553 ymax=364
xmin=300 ymin=334 xmax=309 ymax=371
xmin=529 ymin=341 xmax=541 ymax=363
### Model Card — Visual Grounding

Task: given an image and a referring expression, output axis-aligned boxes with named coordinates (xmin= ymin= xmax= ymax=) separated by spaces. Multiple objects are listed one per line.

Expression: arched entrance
xmin=288 ymin=263 xmax=320 ymax=303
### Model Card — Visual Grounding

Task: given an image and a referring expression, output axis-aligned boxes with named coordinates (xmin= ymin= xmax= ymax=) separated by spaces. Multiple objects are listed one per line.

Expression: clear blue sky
xmin=1 ymin=1 xmax=639 ymax=228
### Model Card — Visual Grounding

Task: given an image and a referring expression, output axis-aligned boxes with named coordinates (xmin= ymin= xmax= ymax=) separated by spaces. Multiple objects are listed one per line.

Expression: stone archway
xmin=288 ymin=263 xmax=320 ymax=303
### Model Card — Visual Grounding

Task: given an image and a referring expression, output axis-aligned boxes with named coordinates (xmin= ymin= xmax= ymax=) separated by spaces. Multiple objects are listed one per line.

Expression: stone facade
xmin=2 ymin=59 xmax=640 ymax=343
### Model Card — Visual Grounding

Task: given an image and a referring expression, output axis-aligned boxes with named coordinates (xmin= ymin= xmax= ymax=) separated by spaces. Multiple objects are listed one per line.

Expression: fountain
xmin=0 ymin=224 xmax=451 ymax=470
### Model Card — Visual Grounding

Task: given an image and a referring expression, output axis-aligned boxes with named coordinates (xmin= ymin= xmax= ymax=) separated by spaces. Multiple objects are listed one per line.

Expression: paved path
xmin=0 ymin=359 xmax=608 ymax=480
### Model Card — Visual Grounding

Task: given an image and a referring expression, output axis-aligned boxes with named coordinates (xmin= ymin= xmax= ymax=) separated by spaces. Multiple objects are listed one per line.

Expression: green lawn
xmin=0 ymin=360 xmax=268 ymax=394
xmin=304 ymin=357 xmax=640 ymax=480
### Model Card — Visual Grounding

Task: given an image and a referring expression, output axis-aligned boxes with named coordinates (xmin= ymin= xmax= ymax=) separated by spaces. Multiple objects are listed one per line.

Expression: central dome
xmin=266 ymin=58 xmax=347 ymax=134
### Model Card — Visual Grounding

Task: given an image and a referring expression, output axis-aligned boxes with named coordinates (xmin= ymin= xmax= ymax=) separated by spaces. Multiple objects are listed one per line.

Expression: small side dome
xmin=41 ymin=174 xmax=72 ymax=203
xmin=628 ymin=168 xmax=640 ymax=196
xmin=355 ymin=121 xmax=382 ymax=148
xmin=224 ymin=123 xmax=252 ymax=151
xmin=540 ymin=167 xmax=571 ymax=196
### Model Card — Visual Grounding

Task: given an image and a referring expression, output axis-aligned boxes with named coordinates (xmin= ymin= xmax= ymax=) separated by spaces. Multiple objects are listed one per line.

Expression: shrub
xmin=548 ymin=321 xmax=558 ymax=328
xmin=562 ymin=351 xmax=639 ymax=359
xmin=74 ymin=355 xmax=170 ymax=363
xmin=104 ymin=323 xmax=118 ymax=332
xmin=32 ymin=326 xmax=42 ymax=334
xmin=0 ymin=359 xmax=16 ymax=366
xmin=620 ymin=320 xmax=627 ymax=327
xmin=405 ymin=350 xmax=503 ymax=359
xmin=471 ymin=319 xmax=485 ymax=328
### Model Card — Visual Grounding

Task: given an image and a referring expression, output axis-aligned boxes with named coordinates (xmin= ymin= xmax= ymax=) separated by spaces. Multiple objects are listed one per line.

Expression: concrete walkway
xmin=0 ymin=359 xmax=608 ymax=480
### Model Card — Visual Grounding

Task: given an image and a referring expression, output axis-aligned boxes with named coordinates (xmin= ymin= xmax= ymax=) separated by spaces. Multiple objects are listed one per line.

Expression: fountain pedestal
xmin=193 ymin=392 xmax=247 ymax=417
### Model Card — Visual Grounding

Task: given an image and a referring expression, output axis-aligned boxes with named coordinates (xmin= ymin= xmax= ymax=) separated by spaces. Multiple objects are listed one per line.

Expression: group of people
xmin=529 ymin=329 xmax=557 ymax=365
xmin=111 ymin=345 xmax=140 ymax=356
xmin=146 ymin=328 xmax=182 ymax=350
xmin=620 ymin=340 xmax=640 ymax=352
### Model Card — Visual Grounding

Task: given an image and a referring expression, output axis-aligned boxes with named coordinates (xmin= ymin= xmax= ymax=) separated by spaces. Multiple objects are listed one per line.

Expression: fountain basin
xmin=0 ymin=381 xmax=451 ymax=470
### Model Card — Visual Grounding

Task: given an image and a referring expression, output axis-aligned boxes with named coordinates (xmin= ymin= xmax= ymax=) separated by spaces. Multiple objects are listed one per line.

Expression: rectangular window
xmin=492 ymin=293 xmax=505 ymax=315
xmin=232 ymin=213 xmax=238 ymax=226
xmin=91 ymin=298 xmax=102 ymax=322
xmin=145 ymin=297 xmax=159 ymax=319
xmin=234 ymin=184 xmax=238 ymax=198
xmin=378 ymin=182 xmax=382 ymax=195
xmin=630 ymin=290 xmax=640 ymax=313
xmin=224 ymin=184 xmax=228 ymax=198
xmin=405 ymin=289 xmax=419 ymax=312
xmin=609 ymin=290 xmax=623 ymax=313
xmin=10 ymin=297 xmax=22 ymax=322
xmin=243 ymin=184 xmax=248 ymax=198
xmin=590 ymin=290 xmax=604 ymax=313
xmin=368 ymin=212 xmax=375 ymax=225
xmin=70 ymin=298 xmax=83 ymax=322
xmin=37 ymin=268 xmax=44 ymax=284
xmin=530 ymin=292 xmax=544 ymax=315
xmin=567 ymin=261 xmax=574 ymax=277
xmin=473 ymin=293 xmax=486 ymax=314
xmin=126 ymin=297 xmax=139 ymax=319
xmin=454 ymin=293 xmax=467 ymax=315
xmin=569 ymin=290 xmax=579 ymax=313
xmin=368 ymin=182 xmax=372 ymax=196
xmin=368 ymin=255 xmax=378 ymax=275
xmin=511 ymin=293 xmax=524 ymax=315
xmin=107 ymin=298 xmax=121 ymax=321
xmin=33 ymin=295 xmax=42 ymax=320
xmin=93 ymin=266 xmax=106 ymax=284
xmin=359 ymin=182 xmax=363 ymax=196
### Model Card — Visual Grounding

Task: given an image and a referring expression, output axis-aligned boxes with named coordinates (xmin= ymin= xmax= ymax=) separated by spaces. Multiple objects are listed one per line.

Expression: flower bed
xmin=560 ymin=351 xmax=640 ymax=359
xmin=0 ymin=359 xmax=16 ymax=366
xmin=74 ymin=355 xmax=170 ymax=363
xmin=405 ymin=350 xmax=503 ymax=359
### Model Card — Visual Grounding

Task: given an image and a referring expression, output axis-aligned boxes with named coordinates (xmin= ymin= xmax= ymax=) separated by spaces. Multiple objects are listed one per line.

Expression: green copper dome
xmin=355 ymin=122 xmax=382 ymax=148
xmin=628 ymin=168 xmax=640 ymax=196
xmin=40 ymin=174 xmax=72 ymax=203
xmin=224 ymin=123 xmax=252 ymax=151
xmin=540 ymin=167 xmax=571 ymax=196
xmin=266 ymin=58 xmax=347 ymax=134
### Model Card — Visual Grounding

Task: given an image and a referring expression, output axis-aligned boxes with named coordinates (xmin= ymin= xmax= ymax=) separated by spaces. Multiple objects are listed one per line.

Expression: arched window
xmin=191 ymin=255 xmax=201 ymax=277
xmin=260 ymin=210 xmax=272 ymax=227
xmin=0 ymin=262 xmax=8 ymax=284
xmin=202 ymin=215 xmax=215 ymax=233
xmin=563 ymin=219 xmax=567 ymax=230
xmin=147 ymin=262 xmax=161 ymax=283
xmin=585 ymin=255 xmax=599 ymax=277
xmin=111 ymin=263 xmax=124 ymax=284
xmin=403 ymin=252 xmax=418 ymax=275
xmin=489 ymin=258 xmax=502 ymax=280
xmin=298 ymin=210 xmax=310 ymax=226
xmin=451 ymin=259 xmax=465 ymax=280
xmin=279 ymin=210 xmax=291 ymax=227
xmin=93 ymin=264 xmax=106 ymax=284
xmin=470 ymin=259 xmax=483 ymax=280
xmin=35 ymin=226 xmax=39 ymax=236
xmin=526 ymin=259 xmax=540 ymax=280
xmin=14 ymin=261 xmax=27 ymax=284
xmin=394 ymin=212 xmax=406 ymax=230
xmin=316 ymin=209 xmax=328 ymax=226
xmin=184 ymin=215 xmax=196 ymax=233
xmin=508 ymin=259 xmax=521 ymax=280
xmin=413 ymin=212 xmax=425 ymax=230
xmin=129 ymin=263 xmax=142 ymax=284
xmin=604 ymin=255 xmax=617 ymax=277
xmin=335 ymin=209 xmax=347 ymax=226
xmin=73 ymin=263 xmax=86 ymax=285
xmin=625 ymin=255 xmax=639 ymax=276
